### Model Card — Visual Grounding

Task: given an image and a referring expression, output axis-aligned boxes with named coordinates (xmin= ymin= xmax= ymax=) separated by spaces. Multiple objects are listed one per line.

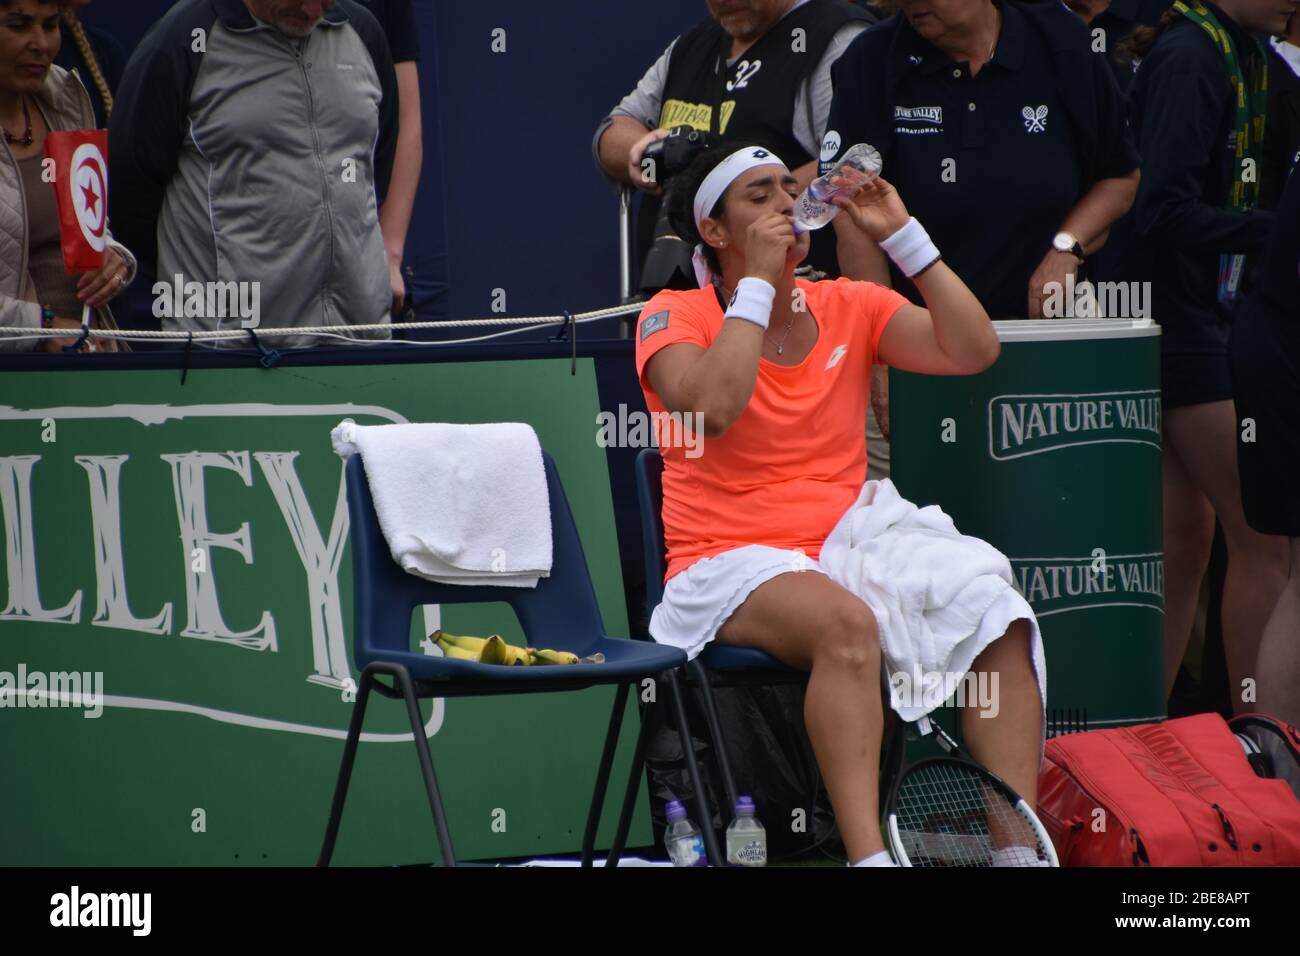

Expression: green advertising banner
xmin=889 ymin=319 xmax=1165 ymax=730
xmin=0 ymin=356 xmax=648 ymax=865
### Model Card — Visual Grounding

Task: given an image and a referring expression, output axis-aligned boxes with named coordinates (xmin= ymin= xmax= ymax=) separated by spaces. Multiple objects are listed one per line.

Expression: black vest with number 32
xmin=658 ymin=0 xmax=871 ymax=167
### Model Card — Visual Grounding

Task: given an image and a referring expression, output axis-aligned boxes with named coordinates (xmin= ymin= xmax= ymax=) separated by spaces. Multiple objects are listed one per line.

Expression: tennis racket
xmin=881 ymin=714 xmax=1058 ymax=867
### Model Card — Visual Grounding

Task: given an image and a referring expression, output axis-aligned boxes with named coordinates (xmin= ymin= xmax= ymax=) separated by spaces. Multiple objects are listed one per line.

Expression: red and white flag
xmin=44 ymin=130 xmax=109 ymax=274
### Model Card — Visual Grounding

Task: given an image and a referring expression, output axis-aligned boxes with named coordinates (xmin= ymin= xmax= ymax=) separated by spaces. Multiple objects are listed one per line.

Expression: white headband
xmin=690 ymin=145 xmax=789 ymax=288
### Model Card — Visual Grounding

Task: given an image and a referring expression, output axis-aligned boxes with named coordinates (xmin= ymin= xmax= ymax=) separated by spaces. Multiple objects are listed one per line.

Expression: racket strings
xmin=893 ymin=762 xmax=1048 ymax=867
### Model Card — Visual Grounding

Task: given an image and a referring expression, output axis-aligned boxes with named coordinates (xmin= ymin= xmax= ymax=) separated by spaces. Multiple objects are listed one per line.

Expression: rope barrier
xmin=0 ymin=302 xmax=644 ymax=348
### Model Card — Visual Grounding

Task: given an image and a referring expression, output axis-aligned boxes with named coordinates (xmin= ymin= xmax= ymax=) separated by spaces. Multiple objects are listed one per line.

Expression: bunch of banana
xmin=431 ymin=630 xmax=586 ymax=666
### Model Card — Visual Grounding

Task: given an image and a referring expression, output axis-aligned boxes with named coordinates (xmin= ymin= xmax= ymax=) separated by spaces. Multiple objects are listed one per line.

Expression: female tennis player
xmin=635 ymin=144 xmax=1045 ymax=868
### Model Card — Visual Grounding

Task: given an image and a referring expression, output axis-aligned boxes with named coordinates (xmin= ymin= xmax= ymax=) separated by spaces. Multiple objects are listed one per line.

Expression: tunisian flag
xmin=44 ymin=130 xmax=109 ymax=273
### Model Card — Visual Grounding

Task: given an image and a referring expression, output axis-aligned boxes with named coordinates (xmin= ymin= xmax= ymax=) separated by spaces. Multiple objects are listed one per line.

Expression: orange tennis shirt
xmin=635 ymin=276 xmax=909 ymax=582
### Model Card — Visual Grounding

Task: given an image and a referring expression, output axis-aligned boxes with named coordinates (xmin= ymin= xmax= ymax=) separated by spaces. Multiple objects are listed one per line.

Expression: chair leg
xmin=663 ymin=668 xmax=724 ymax=866
xmin=581 ymin=682 xmax=630 ymax=867
xmin=605 ymin=684 xmax=655 ymax=868
xmin=689 ymin=659 xmax=741 ymax=819
xmin=317 ymin=668 xmax=377 ymax=867
xmin=390 ymin=665 xmax=458 ymax=867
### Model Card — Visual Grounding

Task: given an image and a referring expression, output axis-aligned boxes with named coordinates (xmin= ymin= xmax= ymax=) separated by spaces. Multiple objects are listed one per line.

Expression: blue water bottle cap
xmin=736 ymin=795 xmax=755 ymax=814
xmin=665 ymin=799 xmax=687 ymax=822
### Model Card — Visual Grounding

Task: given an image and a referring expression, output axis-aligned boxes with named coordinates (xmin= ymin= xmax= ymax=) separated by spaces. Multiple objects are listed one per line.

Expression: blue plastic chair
xmin=634 ymin=449 xmax=812 ymax=850
xmin=318 ymin=451 xmax=692 ymax=867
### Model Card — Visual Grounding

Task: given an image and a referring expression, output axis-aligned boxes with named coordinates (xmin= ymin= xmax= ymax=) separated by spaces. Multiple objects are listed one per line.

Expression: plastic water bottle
xmin=792 ymin=143 xmax=882 ymax=233
xmin=664 ymin=800 xmax=708 ymax=867
xmin=725 ymin=795 xmax=767 ymax=866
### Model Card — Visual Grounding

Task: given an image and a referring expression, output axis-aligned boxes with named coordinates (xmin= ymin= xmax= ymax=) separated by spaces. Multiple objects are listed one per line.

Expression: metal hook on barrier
xmin=548 ymin=309 xmax=576 ymax=376
xmin=61 ymin=323 xmax=91 ymax=354
xmin=180 ymin=331 xmax=194 ymax=385
xmin=245 ymin=327 xmax=282 ymax=368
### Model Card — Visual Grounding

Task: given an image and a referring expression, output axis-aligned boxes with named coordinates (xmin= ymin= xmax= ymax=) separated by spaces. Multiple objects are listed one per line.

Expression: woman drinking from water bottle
xmin=634 ymin=143 xmax=1048 ymax=868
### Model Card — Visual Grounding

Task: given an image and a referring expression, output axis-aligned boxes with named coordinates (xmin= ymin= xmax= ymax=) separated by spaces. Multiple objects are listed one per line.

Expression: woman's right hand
xmin=744 ymin=211 xmax=797 ymax=285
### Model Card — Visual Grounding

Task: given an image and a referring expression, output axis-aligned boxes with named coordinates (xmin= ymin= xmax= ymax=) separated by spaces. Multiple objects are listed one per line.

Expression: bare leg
xmin=1161 ymin=428 xmax=1215 ymax=694
xmin=1257 ymin=537 xmax=1300 ymax=725
xmin=959 ymin=619 xmax=1042 ymax=807
xmin=716 ymin=570 xmax=886 ymax=863
xmin=1166 ymin=402 xmax=1289 ymax=711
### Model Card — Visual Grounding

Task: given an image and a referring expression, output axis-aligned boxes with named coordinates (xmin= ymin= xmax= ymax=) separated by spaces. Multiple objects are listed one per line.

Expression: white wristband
xmin=878 ymin=217 xmax=940 ymax=278
xmin=723 ymin=276 xmax=776 ymax=330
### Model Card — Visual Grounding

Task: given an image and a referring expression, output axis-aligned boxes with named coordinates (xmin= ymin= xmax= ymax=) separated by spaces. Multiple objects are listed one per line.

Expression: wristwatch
xmin=1052 ymin=231 xmax=1085 ymax=262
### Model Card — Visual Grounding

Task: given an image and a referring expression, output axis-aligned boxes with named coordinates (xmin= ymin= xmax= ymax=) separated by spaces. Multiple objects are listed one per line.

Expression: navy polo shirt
xmin=825 ymin=1 xmax=1139 ymax=318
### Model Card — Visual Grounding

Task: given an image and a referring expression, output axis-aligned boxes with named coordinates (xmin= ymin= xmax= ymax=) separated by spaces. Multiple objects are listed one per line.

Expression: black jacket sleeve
xmin=1134 ymin=42 xmax=1275 ymax=254
xmin=343 ymin=0 xmax=400 ymax=207
xmin=106 ymin=10 xmax=207 ymax=282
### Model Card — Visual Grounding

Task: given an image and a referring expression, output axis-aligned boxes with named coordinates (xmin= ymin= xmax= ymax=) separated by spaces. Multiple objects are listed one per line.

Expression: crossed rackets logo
xmin=1021 ymin=105 xmax=1048 ymax=133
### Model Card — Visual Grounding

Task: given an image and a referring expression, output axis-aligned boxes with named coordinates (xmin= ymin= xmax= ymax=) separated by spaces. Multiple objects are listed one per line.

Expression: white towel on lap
xmin=818 ymin=479 xmax=1046 ymax=739
xmin=331 ymin=420 xmax=552 ymax=588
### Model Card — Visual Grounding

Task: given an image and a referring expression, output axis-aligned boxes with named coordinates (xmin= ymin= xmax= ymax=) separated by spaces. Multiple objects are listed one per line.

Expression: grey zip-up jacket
xmin=109 ymin=0 xmax=398 ymax=347
xmin=0 ymin=66 xmax=137 ymax=352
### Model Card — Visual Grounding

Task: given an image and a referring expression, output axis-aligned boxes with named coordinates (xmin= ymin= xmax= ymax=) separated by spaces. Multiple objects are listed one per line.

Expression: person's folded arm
xmin=0 ymin=294 xmax=42 ymax=352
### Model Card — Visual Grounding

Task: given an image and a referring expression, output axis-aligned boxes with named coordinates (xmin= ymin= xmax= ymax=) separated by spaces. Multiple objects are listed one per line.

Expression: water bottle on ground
xmin=792 ymin=143 xmax=882 ymax=233
xmin=664 ymin=799 xmax=708 ymax=867
xmin=725 ymin=795 xmax=767 ymax=866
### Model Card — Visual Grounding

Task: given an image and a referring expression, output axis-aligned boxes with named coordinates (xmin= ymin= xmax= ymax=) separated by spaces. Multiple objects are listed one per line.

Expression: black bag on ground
xmin=642 ymin=678 xmax=843 ymax=862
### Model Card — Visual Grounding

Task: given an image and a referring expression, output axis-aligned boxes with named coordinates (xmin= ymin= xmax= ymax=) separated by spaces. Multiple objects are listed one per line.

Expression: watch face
xmin=1053 ymin=234 xmax=1072 ymax=252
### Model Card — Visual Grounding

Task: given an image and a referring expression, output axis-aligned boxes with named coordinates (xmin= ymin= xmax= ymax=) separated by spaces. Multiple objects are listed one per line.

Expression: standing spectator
xmin=1117 ymin=0 xmax=1292 ymax=706
xmin=53 ymin=0 xmax=123 ymax=127
xmin=594 ymin=0 xmax=876 ymax=288
xmin=825 ymin=0 xmax=1140 ymax=472
xmin=1262 ymin=11 xmax=1300 ymax=208
xmin=351 ymin=0 xmax=421 ymax=316
xmin=1065 ymin=0 xmax=1173 ymax=92
xmin=108 ymin=0 xmax=398 ymax=347
xmin=1230 ymin=160 xmax=1300 ymax=727
xmin=1 ymin=0 xmax=134 ymax=352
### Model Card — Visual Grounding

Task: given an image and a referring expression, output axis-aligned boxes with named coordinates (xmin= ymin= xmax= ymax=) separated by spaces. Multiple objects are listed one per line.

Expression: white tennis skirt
xmin=647 ymin=544 xmax=828 ymax=660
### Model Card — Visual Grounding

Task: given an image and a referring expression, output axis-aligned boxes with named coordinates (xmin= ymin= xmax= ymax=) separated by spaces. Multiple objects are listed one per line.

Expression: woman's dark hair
xmin=0 ymin=0 xmax=67 ymax=8
xmin=1117 ymin=8 xmax=1180 ymax=64
xmin=663 ymin=141 xmax=771 ymax=278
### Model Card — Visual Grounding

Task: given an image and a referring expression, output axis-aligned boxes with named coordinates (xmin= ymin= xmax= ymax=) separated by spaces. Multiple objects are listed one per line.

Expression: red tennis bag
xmin=1037 ymin=712 xmax=1300 ymax=866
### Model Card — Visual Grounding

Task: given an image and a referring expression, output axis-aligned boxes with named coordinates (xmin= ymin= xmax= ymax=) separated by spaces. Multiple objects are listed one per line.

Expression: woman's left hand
xmin=77 ymin=248 xmax=130 ymax=309
xmin=831 ymin=174 xmax=910 ymax=243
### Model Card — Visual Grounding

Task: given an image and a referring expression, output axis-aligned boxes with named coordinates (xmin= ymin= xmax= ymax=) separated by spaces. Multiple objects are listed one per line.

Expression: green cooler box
xmin=889 ymin=318 xmax=1164 ymax=731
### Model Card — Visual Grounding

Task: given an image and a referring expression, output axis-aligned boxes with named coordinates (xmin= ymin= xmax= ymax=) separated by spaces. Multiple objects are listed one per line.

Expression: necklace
xmin=2 ymin=97 xmax=33 ymax=147
xmin=720 ymin=281 xmax=798 ymax=355
xmin=766 ymin=312 xmax=797 ymax=355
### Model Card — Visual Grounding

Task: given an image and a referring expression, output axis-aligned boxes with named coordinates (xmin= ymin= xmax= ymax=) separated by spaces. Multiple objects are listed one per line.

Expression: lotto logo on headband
xmin=752 ymin=149 xmax=769 ymax=158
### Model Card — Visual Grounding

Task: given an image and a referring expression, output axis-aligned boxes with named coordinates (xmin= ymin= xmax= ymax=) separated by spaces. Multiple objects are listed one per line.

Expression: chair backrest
xmin=634 ymin=448 xmax=667 ymax=613
xmin=344 ymin=451 xmax=608 ymax=668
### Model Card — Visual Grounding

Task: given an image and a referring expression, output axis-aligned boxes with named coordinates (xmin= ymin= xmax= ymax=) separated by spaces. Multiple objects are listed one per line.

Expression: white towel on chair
xmin=817 ymin=479 xmax=1046 ymax=730
xmin=331 ymin=420 xmax=552 ymax=588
